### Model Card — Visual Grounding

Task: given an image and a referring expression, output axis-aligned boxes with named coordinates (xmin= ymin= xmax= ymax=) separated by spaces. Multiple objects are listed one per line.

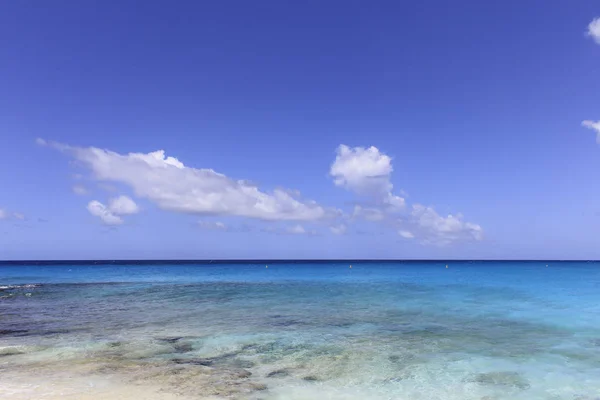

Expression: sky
xmin=1 ymin=1 xmax=600 ymax=260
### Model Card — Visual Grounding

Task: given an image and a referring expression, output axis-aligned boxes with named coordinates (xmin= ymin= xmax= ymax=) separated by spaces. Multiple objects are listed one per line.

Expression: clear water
xmin=1 ymin=261 xmax=599 ymax=399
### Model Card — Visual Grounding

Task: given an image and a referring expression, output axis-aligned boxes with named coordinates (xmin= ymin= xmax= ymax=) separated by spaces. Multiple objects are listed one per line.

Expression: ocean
xmin=1 ymin=261 xmax=599 ymax=399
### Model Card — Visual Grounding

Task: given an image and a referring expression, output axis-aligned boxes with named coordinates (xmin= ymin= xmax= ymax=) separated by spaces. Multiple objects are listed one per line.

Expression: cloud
xmin=330 ymin=145 xmax=405 ymax=209
xmin=0 ymin=209 xmax=27 ymax=221
xmin=198 ymin=220 xmax=228 ymax=230
xmin=398 ymin=230 xmax=414 ymax=239
xmin=330 ymin=224 xmax=347 ymax=235
xmin=87 ymin=201 xmax=123 ymax=225
xmin=87 ymin=195 xmax=139 ymax=225
xmin=13 ymin=213 xmax=25 ymax=220
xmin=73 ymin=185 xmax=89 ymax=196
xmin=587 ymin=17 xmax=600 ymax=44
xmin=49 ymin=142 xmax=331 ymax=222
xmin=409 ymin=204 xmax=483 ymax=245
xmin=108 ymin=195 xmax=139 ymax=215
xmin=331 ymin=144 xmax=482 ymax=245
xmin=352 ymin=205 xmax=385 ymax=222
xmin=582 ymin=120 xmax=600 ymax=143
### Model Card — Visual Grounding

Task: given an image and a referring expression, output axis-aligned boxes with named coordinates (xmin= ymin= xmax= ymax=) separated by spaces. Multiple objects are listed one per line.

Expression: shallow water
xmin=1 ymin=261 xmax=599 ymax=399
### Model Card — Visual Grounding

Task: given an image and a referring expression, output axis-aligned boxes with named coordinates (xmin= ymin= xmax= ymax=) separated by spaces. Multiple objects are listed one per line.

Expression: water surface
xmin=1 ymin=261 xmax=599 ymax=399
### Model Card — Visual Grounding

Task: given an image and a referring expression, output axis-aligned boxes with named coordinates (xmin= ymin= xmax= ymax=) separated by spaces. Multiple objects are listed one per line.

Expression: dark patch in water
xmin=172 ymin=358 xmax=214 ymax=366
xmin=250 ymin=383 xmax=268 ymax=390
xmin=173 ymin=343 xmax=194 ymax=353
xmin=266 ymin=368 xmax=290 ymax=378
xmin=467 ymin=371 xmax=530 ymax=390
xmin=157 ymin=336 xmax=184 ymax=344
xmin=0 ymin=329 xmax=29 ymax=336
xmin=302 ymin=375 xmax=319 ymax=381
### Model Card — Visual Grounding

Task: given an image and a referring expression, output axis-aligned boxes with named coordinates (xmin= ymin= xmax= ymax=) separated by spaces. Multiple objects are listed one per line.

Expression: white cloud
xmin=50 ymin=142 xmax=330 ymax=222
xmin=410 ymin=204 xmax=483 ymax=245
xmin=35 ymin=138 xmax=47 ymax=146
xmin=198 ymin=220 xmax=228 ymax=230
xmin=87 ymin=200 xmax=123 ymax=225
xmin=13 ymin=213 xmax=25 ymax=220
xmin=0 ymin=209 xmax=6 ymax=219
xmin=582 ymin=120 xmax=600 ymax=144
xmin=330 ymin=145 xmax=405 ymax=210
xmin=330 ymin=145 xmax=393 ymax=195
xmin=398 ymin=230 xmax=414 ymax=239
xmin=587 ymin=17 xmax=600 ymax=44
xmin=330 ymin=224 xmax=347 ymax=235
xmin=108 ymin=195 xmax=139 ymax=215
xmin=87 ymin=195 xmax=139 ymax=225
xmin=330 ymin=144 xmax=483 ymax=245
xmin=73 ymin=185 xmax=89 ymax=195
xmin=287 ymin=224 xmax=306 ymax=234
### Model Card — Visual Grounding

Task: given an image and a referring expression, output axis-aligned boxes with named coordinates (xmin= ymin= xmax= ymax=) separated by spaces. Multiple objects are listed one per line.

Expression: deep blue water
xmin=1 ymin=261 xmax=599 ymax=399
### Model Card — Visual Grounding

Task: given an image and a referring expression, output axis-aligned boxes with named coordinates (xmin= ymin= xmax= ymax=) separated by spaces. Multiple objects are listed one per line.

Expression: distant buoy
xmin=546 ymin=264 xmax=548 ymax=267
xmin=445 ymin=265 xmax=448 ymax=269
xmin=349 ymin=265 xmax=352 ymax=269
xmin=266 ymin=265 xmax=268 ymax=269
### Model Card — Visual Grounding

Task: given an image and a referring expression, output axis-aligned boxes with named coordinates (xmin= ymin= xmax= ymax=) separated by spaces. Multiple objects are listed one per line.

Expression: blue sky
xmin=1 ymin=1 xmax=600 ymax=260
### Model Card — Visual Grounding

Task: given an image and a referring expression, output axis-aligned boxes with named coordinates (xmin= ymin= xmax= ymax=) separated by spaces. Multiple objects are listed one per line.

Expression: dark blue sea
xmin=1 ymin=261 xmax=599 ymax=399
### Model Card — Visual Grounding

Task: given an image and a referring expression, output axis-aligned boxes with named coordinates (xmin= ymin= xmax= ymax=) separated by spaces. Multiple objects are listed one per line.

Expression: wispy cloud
xmin=73 ymin=185 xmax=89 ymax=196
xmin=198 ymin=220 xmax=228 ymax=231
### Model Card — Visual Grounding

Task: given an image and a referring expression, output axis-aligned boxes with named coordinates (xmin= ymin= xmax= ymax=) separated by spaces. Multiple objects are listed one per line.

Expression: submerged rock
xmin=156 ymin=336 xmax=184 ymax=344
xmin=468 ymin=371 xmax=530 ymax=390
xmin=266 ymin=368 xmax=290 ymax=378
xmin=250 ymin=382 xmax=268 ymax=391
xmin=172 ymin=358 xmax=214 ymax=366
xmin=302 ymin=375 xmax=319 ymax=381
xmin=172 ymin=342 xmax=193 ymax=353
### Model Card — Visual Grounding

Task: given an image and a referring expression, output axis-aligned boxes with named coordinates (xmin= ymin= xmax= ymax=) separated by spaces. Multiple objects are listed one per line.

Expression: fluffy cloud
xmin=108 ymin=195 xmax=139 ymax=215
xmin=87 ymin=195 xmax=139 ymax=225
xmin=87 ymin=201 xmax=123 ymax=225
xmin=0 ymin=209 xmax=6 ymax=219
xmin=331 ymin=144 xmax=482 ymax=245
xmin=73 ymin=185 xmax=89 ymax=195
xmin=410 ymin=204 xmax=483 ymax=245
xmin=330 ymin=145 xmax=405 ymax=209
xmin=587 ymin=17 xmax=600 ymax=44
xmin=48 ymin=141 xmax=330 ymax=222
xmin=582 ymin=120 xmax=600 ymax=143
xmin=198 ymin=220 xmax=228 ymax=230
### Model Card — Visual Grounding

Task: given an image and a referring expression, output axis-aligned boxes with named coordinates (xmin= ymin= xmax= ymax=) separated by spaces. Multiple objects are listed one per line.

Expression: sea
xmin=0 ymin=261 xmax=599 ymax=400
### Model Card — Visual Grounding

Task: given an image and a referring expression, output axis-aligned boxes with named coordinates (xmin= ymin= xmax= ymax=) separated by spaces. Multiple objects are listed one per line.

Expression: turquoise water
xmin=1 ymin=261 xmax=599 ymax=399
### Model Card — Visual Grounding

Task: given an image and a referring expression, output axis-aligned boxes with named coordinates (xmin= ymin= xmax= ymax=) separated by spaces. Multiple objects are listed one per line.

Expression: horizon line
xmin=0 ymin=259 xmax=598 ymax=265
